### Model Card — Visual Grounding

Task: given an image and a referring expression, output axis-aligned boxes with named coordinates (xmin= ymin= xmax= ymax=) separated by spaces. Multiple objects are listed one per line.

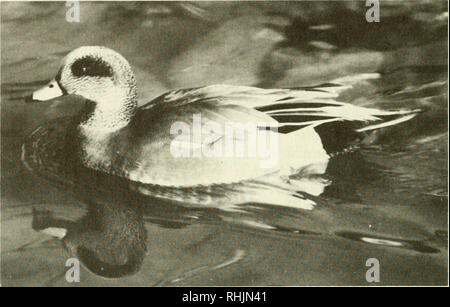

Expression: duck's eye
xmin=71 ymin=56 xmax=113 ymax=78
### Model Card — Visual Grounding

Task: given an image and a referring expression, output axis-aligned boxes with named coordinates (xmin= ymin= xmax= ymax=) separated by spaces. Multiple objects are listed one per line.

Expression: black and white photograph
xmin=0 ymin=0 xmax=448 ymax=288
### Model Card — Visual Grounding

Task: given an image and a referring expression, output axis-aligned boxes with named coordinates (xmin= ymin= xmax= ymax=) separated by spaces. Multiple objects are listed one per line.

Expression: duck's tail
xmin=355 ymin=109 xmax=421 ymax=132
xmin=281 ymin=106 xmax=421 ymax=157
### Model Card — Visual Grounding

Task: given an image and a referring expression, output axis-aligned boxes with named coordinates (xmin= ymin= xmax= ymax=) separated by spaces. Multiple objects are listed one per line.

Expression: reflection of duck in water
xmin=23 ymin=46 xmax=419 ymax=212
xmin=32 ymin=202 xmax=147 ymax=278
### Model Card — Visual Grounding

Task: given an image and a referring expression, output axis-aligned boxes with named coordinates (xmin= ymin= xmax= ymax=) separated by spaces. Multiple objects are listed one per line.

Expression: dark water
xmin=1 ymin=1 xmax=448 ymax=286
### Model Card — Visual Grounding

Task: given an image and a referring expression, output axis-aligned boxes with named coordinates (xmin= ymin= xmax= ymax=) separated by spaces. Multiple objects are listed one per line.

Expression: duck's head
xmin=31 ymin=46 xmax=138 ymax=131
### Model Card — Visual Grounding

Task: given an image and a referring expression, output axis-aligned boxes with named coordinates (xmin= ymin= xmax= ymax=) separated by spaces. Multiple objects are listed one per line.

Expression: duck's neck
xmin=76 ymin=96 xmax=137 ymax=171
xmin=78 ymin=95 xmax=137 ymax=135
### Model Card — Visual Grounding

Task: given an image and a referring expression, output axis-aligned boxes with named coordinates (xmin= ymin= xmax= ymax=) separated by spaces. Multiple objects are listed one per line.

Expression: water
xmin=1 ymin=1 xmax=448 ymax=286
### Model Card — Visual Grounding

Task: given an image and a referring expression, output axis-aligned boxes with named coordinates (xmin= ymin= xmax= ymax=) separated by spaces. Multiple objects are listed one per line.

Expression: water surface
xmin=1 ymin=1 xmax=448 ymax=286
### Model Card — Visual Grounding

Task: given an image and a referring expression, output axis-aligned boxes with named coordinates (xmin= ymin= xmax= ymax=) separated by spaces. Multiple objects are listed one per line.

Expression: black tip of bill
xmin=24 ymin=95 xmax=35 ymax=103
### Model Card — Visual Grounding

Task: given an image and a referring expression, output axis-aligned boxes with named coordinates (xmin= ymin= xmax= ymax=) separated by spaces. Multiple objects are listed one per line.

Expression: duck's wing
xmin=145 ymin=83 xmax=419 ymax=129
xmin=127 ymin=88 xmax=282 ymax=187
xmin=127 ymin=82 xmax=419 ymax=186
xmin=143 ymin=83 xmax=420 ymax=149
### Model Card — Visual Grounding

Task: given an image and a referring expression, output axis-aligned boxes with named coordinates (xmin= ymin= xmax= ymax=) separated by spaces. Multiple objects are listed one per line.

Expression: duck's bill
xmin=26 ymin=79 xmax=64 ymax=102
xmin=40 ymin=227 xmax=68 ymax=239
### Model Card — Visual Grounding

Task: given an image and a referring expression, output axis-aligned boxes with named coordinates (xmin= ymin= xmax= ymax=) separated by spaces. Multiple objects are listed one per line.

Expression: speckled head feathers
xmin=55 ymin=46 xmax=139 ymax=131
xmin=58 ymin=46 xmax=138 ymax=108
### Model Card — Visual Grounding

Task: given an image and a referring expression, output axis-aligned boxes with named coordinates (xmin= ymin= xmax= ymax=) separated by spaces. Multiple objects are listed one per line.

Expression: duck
xmin=23 ymin=46 xmax=419 ymax=211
